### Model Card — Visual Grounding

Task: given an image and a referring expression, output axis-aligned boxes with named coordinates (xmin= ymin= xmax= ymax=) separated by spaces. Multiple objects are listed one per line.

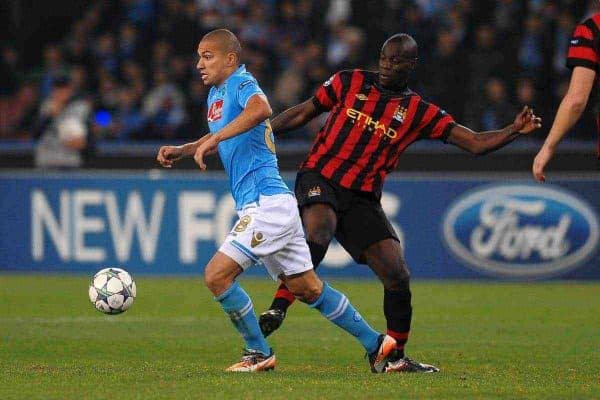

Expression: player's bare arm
xmin=447 ymin=106 xmax=542 ymax=155
xmin=533 ymin=66 xmax=597 ymax=182
xmin=194 ymin=93 xmax=272 ymax=170
xmin=270 ymin=98 xmax=322 ymax=135
xmin=156 ymin=134 xmax=212 ymax=168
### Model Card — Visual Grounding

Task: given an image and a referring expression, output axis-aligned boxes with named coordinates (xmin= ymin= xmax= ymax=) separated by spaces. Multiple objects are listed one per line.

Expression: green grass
xmin=1 ymin=275 xmax=599 ymax=399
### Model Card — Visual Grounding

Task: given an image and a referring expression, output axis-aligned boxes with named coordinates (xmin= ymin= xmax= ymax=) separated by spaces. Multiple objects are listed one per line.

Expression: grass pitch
xmin=1 ymin=275 xmax=599 ymax=399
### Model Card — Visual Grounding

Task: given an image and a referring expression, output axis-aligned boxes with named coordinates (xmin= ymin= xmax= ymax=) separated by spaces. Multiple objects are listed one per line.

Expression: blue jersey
xmin=206 ymin=64 xmax=290 ymax=209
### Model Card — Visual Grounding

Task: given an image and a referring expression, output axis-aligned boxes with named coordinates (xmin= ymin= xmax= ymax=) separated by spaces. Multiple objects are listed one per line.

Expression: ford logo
xmin=443 ymin=184 xmax=599 ymax=279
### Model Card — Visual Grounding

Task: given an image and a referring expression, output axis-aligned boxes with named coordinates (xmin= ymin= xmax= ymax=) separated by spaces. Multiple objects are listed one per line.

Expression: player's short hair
xmin=202 ymin=29 xmax=242 ymax=61
xmin=382 ymin=33 xmax=418 ymax=60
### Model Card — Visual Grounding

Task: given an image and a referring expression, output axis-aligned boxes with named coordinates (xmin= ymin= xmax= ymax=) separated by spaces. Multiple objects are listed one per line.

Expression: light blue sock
xmin=309 ymin=282 xmax=380 ymax=354
xmin=215 ymin=281 xmax=270 ymax=356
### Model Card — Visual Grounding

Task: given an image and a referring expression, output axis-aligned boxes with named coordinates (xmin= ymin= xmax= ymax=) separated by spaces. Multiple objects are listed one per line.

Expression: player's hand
xmin=156 ymin=145 xmax=184 ymax=168
xmin=532 ymin=146 xmax=554 ymax=183
xmin=513 ymin=106 xmax=542 ymax=135
xmin=194 ymin=135 xmax=219 ymax=170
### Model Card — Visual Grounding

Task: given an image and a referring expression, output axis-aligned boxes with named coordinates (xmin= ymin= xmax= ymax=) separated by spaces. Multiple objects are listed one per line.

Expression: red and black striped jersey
xmin=567 ymin=13 xmax=600 ymax=156
xmin=301 ymin=69 xmax=455 ymax=196
xmin=567 ymin=13 xmax=600 ymax=72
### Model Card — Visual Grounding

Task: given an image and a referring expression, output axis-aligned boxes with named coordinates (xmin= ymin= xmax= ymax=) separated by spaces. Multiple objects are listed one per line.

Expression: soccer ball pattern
xmin=89 ymin=268 xmax=136 ymax=314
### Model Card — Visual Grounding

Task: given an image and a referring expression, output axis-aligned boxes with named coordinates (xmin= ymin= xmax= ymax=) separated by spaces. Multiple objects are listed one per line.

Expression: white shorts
xmin=219 ymin=193 xmax=313 ymax=280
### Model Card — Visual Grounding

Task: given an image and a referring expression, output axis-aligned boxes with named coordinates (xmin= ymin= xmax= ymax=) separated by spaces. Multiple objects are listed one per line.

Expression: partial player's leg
xmin=278 ymin=268 xmax=396 ymax=373
xmin=207 ymin=248 xmax=274 ymax=372
xmin=338 ymin=198 xmax=438 ymax=373
xmin=362 ymin=239 xmax=438 ymax=372
xmin=271 ymin=203 xmax=336 ymax=310
xmin=259 ymin=203 xmax=336 ymax=336
xmin=362 ymin=239 xmax=412 ymax=359
xmin=260 ymin=171 xmax=339 ymax=337
xmin=257 ymin=197 xmax=396 ymax=372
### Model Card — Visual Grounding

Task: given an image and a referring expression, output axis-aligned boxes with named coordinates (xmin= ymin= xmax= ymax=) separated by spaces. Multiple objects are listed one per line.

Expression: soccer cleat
xmin=368 ymin=334 xmax=397 ymax=373
xmin=385 ymin=357 xmax=440 ymax=373
xmin=225 ymin=349 xmax=276 ymax=372
xmin=259 ymin=309 xmax=286 ymax=337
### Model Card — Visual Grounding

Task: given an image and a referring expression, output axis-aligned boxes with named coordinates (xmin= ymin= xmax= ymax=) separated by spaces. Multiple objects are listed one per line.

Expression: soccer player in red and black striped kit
xmin=260 ymin=33 xmax=541 ymax=372
xmin=533 ymin=11 xmax=600 ymax=181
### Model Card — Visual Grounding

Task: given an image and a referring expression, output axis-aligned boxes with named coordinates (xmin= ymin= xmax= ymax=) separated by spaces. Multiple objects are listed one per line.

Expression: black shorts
xmin=294 ymin=170 xmax=399 ymax=264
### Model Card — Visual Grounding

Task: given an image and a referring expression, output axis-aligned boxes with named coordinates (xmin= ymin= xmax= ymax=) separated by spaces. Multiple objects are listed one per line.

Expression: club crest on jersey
xmin=393 ymin=106 xmax=407 ymax=123
xmin=207 ymin=99 xmax=224 ymax=122
xmin=308 ymin=186 xmax=321 ymax=198
xmin=355 ymin=94 xmax=368 ymax=101
xmin=251 ymin=231 xmax=266 ymax=248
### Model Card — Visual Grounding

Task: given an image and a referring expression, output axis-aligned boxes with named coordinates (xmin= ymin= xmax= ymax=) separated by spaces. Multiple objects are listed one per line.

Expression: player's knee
xmin=286 ymin=279 xmax=322 ymax=303
xmin=204 ymin=265 xmax=228 ymax=295
xmin=381 ymin=262 xmax=410 ymax=291
xmin=291 ymin=284 xmax=321 ymax=303
xmin=306 ymin=226 xmax=334 ymax=247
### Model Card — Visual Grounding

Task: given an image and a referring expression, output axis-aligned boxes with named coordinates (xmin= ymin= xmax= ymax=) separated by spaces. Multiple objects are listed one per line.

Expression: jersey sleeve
xmin=417 ymin=100 xmax=456 ymax=141
xmin=236 ymin=78 xmax=264 ymax=108
xmin=566 ymin=19 xmax=600 ymax=73
xmin=312 ymin=71 xmax=346 ymax=111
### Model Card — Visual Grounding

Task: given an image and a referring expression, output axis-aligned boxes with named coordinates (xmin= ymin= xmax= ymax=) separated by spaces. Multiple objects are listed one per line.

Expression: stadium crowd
xmin=0 ymin=0 xmax=596 ymax=151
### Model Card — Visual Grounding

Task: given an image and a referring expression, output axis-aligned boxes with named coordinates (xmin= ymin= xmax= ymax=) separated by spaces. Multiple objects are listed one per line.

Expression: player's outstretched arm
xmin=446 ymin=106 xmax=542 ymax=156
xmin=532 ymin=66 xmax=596 ymax=182
xmin=194 ymin=94 xmax=272 ymax=170
xmin=156 ymin=134 xmax=212 ymax=168
xmin=270 ymin=97 xmax=323 ymax=135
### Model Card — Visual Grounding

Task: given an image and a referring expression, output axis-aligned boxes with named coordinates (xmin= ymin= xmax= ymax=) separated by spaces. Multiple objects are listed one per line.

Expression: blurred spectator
xmin=326 ymin=0 xmax=351 ymax=26
xmin=172 ymin=2 xmax=203 ymax=55
xmin=553 ymin=11 xmax=576 ymax=76
xmin=121 ymin=61 xmax=146 ymax=99
xmin=239 ymin=4 xmax=273 ymax=49
xmin=443 ymin=6 xmax=468 ymax=45
xmin=70 ymin=65 xmax=90 ymax=97
xmin=518 ymin=14 xmax=548 ymax=74
xmin=400 ymin=4 xmax=434 ymax=57
xmin=414 ymin=0 xmax=458 ymax=18
xmin=273 ymin=56 xmax=305 ymax=112
xmin=118 ymin=23 xmax=141 ymax=62
xmin=493 ymin=0 xmax=522 ymax=36
xmin=465 ymin=77 xmax=514 ymax=131
xmin=0 ymin=83 xmax=39 ymax=138
xmin=185 ymin=77 xmax=209 ymax=138
xmin=423 ymin=29 xmax=466 ymax=120
xmin=516 ymin=76 xmax=538 ymax=107
xmin=34 ymin=76 xmax=91 ymax=168
xmin=107 ymin=87 xmax=145 ymax=140
xmin=1 ymin=45 xmax=21 ymax=96
xmin=39 ymin=45 xmax=69 ymax=99
xmin=152 ymin=40 xmax=173 ymax=74
xmin=96 ymin=71 xmax=121 ymax=111
xmin=124 ymin=0 xmax=156 ymax=27
xmin=142 ymin=69 xmax=186 ymax=139
xmin=64 ymin=22 xmax=92 ymax=68
xmin=170 ymin=56 xmax=192 ymax=89
xmin=93 ymin=33 xmax=119 ymax=75
xmin=466 ymin=25 xmax=505 ymax=98
xmin=326 ymin=25 xmax=365 ymax=69
xmin=0 ymin=0 xmax=594 ymax=144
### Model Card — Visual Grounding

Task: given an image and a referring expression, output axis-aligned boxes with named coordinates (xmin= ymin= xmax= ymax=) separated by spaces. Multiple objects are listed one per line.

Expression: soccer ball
xmin=88 ymin=268 xmax=136 ymax=314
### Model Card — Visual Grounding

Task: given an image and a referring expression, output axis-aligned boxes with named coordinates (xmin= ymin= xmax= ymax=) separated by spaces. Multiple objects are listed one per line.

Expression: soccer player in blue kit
xmin=156 ymin=29 xmax=396 ymax=372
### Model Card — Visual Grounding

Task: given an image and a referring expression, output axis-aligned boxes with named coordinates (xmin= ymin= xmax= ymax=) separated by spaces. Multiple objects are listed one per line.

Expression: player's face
xmin=378 ymin=42 xmax=415 ymax=88
xmin=196 ymin=40 xmax=229 ymax=86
